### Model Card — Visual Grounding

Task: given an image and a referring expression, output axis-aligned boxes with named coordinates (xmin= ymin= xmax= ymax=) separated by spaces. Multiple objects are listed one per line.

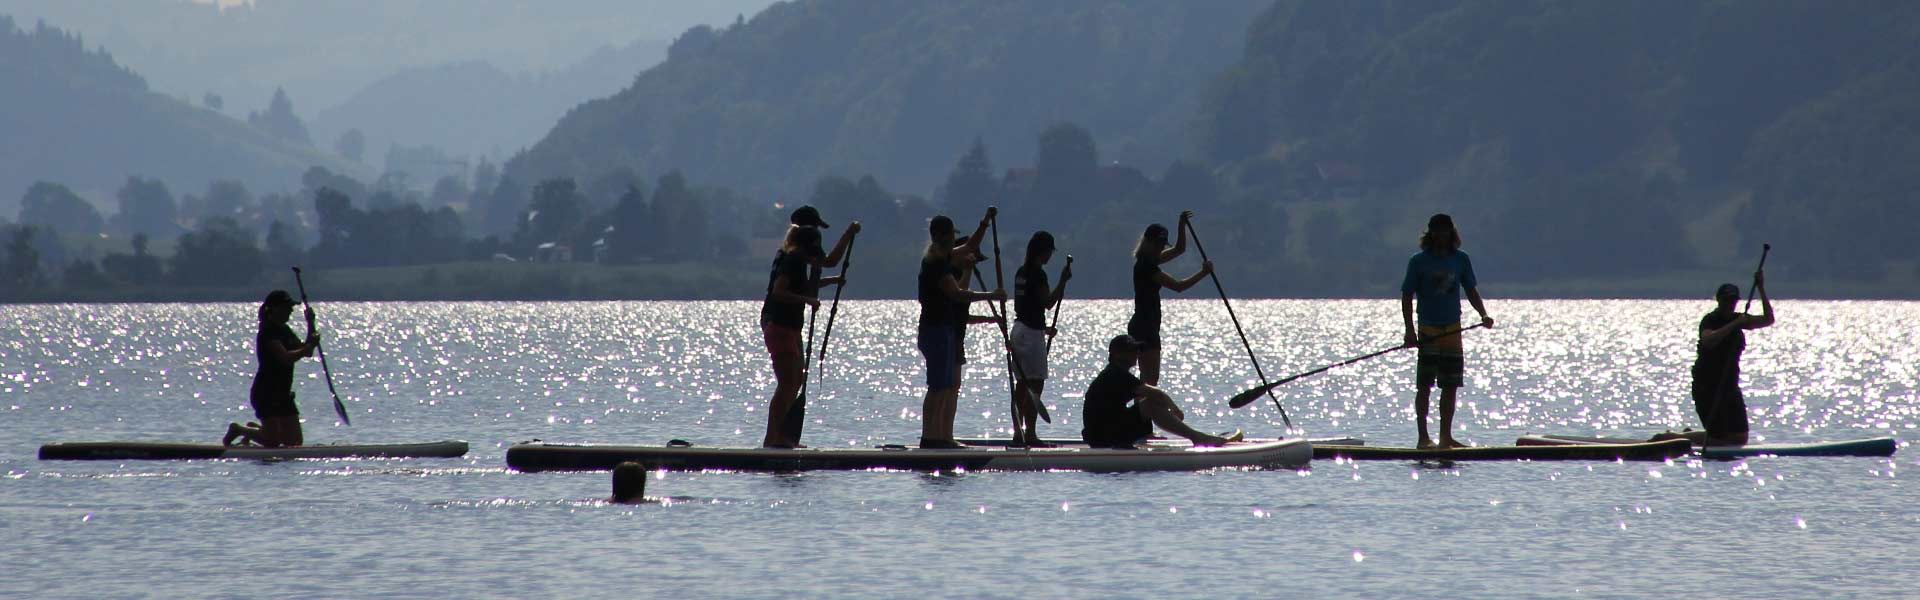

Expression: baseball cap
xmin=790 ymin=205 xmax=830 ymax=228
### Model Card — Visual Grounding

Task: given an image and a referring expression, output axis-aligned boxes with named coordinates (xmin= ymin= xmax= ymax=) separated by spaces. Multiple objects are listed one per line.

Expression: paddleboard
xmin=1515 ymin=434 xmax=1898 ymax=458
xmin=1315 ymin=438 xmax=1690 ymax=461
xmin=505 ymin=438 xmax=1311 ymax=473
xmin=38 ymin=440 xmax=470 ymax=461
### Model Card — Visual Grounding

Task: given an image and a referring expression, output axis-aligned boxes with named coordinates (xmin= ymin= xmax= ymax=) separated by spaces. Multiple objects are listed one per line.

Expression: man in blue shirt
xmin=1399 ymin=213 xmax=1494 ymax=449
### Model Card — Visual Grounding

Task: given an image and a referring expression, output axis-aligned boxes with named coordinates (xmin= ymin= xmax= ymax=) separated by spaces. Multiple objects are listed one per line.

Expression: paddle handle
xmin=1184 ymin=220 xmax=1291 ymax=428
xmin=1742 ymin=244 xmax=1770 ymax=315
xmin=291 ymin=267 xmax=350 ymax=426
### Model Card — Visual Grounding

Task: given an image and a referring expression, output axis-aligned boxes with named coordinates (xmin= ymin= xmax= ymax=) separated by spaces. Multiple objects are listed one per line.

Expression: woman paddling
xmin=760 ymin=225 xmax=843 ymax=448
xmin=917 ymin=210 xmax=1004 ymax=449
xmin=1009 ymin=231 xmax=1070 ymax=446
xmin=223 ymin=290 xmax=320 ymax=447
xmin=1128 ymin=211 xmax=1212 ymax=386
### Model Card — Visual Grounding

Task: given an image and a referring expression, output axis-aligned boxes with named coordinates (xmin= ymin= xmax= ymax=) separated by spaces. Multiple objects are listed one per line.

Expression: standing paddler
xmin=222 ymin=290 xmax=321 ymax=447
xmin=1009 ymin=231 xmax=1070 ymax=446
xmin=1128 ymin=211 xmax=1212 ymax=386
xmin=917 ymin=210 xmax=1005 ymax=449
xmin=1399 ymin=213 xmax=1494 ymax=449
xmin=759 ymin=225 xmax=845 ymax=448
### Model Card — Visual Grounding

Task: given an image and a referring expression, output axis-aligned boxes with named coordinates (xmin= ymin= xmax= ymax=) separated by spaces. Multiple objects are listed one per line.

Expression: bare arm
xmin=1155 ymin=261 xmax=1212 ymax=293
xmin=820 ymin=222 xmax=861 ymax=268
xmin=768 ymin=273 xmax=820 ymax=309
xmin=937 ymin=272 xmax=1002 ymax=303
xmin=1158 ymin=212 xmax=1193 ymax=264
xmin=1464 ymin=287 xmax=1493 ymax=328
xmin=1402 ymin=292 xmax=1417 ymax=346
xmin=1745 ymin=274 xmax=1774 ymax=330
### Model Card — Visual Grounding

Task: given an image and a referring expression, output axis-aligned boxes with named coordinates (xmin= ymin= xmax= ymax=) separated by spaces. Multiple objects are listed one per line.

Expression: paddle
xmin=1044 ymin=255 xmax=1072 ymax=357
xmin=1701 ymin=243 xmax=1769 ymax=442
xmin=782 ymin=296 xmax=822 ymax=443
xmin=1228 ymin=322 xmax=1489 ymax=409
xmin=1182 ymin=219 xmax=1291 ymax=429
xmin=814 ymin=234 xmax=855 ymax=371
xmin=290 ymin=267 xmax=350 ymax=426
xmin=988 ymin=218 xmax=1050 ymax=427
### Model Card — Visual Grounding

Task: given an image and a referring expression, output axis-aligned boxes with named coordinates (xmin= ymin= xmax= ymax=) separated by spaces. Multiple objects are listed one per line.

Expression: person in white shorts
xmin=1009 ymin=231 xmax=1071 ymax=447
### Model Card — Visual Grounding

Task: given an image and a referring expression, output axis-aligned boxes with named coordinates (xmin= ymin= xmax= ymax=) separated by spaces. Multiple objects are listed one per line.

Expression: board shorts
xmin=918 ymin=325 xmax=959 ymax=389
xmin=762 ymin=322 xmax=802 ymax=357
xmin=1008 ymin=321 xmax=1049 ymax=381
xmin=1125 ymin=315 xmax=1161 ymax=350
xmin=1082 ymin=404 xmax=1152 ymax=449
xmin=1691 ymin=370 xmax=1750 ymax=437
xmin=1415 ymin=323 xmax=1465 ymax=389
xmin=250 ymin=389 xmax=299 ymax=420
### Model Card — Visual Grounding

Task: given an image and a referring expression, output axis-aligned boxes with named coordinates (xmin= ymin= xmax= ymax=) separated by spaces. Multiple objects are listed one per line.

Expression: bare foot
xmin=222 ymin=423 xmax=243 ymax=447
xmin=1440 ymin=438 xmax=1469 ymax=449
xmin=1417 ymin=438 xmax=1437 ymax=450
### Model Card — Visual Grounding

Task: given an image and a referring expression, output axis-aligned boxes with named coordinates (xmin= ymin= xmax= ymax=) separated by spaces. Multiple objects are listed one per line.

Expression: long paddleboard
xmin=955 ymin=436 xmax=1364 ymax=447
xmin=505 ymin=438 xmax=1311 ymax=473
xmin=1315 ymin=438 xmax=1690 ymax=461
xmin=1515 ymin=434 xmax=1898 ymax=458
xmin=38 ymin=440 xmax=469 ymax=461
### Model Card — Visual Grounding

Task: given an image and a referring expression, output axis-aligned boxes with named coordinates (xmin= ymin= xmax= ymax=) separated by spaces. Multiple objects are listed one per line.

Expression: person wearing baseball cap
xmin=1128 ymin=210 xmax=1212 ymax=386
xmin=758 ymin=225 xmax=842 ymax=448
xmin=1399 ymin=212 xmax=1494 ymax=449
xmin=1080 ymin=334 xmax=1236 ymax=449
xmin=222 ymin=289 xmax=321 ymax=447
xmin=915 ymin=208 xmax=1004 ymax=449
xmin=787 ymin=205 xmax=861 ymax=271
xmin=1007 ymin=230 xmax=1070 ymax=446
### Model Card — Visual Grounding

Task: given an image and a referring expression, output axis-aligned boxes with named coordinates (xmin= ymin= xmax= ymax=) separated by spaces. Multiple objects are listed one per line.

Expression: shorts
xmin=251 ymin=389 xmax=299 ymax=420
xmin=1692 ymin=373 xmax=1750 ymax=437
xmin=918 ymin=326 xmax=959 ymax=389
xmin=1008 ymin=321 xmax=1049 ymax=381
xmin=762 ymin=322 xmax=802 ymax=357
xmin=1126 ymin=315 xmax=1161 ymax=350
xmin=1082 ymin=404 xmax=1153 ymax=449
xmin=1415 ymin=323 xmax=1465 ymax=389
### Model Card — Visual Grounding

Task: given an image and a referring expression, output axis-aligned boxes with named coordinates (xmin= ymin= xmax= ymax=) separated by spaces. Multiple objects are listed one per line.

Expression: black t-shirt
xmin=761 ymin=250 xmax=813 ymax=329
xmin=1014 ymin=263 xmax=1049 ymax=329
xmin=1081 ymin=363 xmax=1150 ymax=448
xmin=1694 ymin=309 xmax=1745 ymax=382
xmin=1131 ymin=256 xmax=1162 ymax=326
xmin=253 ymin=323 xmax=301 ymax=395
xmin=917 ymin=256 xmax=954 ymax=328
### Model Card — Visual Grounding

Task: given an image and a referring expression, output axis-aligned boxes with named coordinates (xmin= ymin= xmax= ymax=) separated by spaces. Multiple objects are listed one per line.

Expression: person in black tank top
xmin=223 ymin=290 xmax=320 ymax=447
xmin=1009 ymin=231 xmax=1070 ymax=446
xmin=759 ymin=225 xmax=843 ymax=448
xmin=915 ymin=210 xmax=1005 ymax=449
xmin=1126 ymin=211 xmax=1212 ymax=386
xmin=1675 ymin=276 xmax=1772 ymax=446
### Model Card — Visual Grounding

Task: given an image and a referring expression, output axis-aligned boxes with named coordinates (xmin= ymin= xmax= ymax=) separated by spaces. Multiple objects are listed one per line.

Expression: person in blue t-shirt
xmin=1399 ymin=213 xmax=1493 ymax=449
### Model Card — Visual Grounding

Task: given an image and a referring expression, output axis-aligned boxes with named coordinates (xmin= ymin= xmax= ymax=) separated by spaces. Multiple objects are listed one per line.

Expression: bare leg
xmin=1414 ymin=386 xmax=1434 ymax=449
xmin=1137 ymin=393 xmax=1225 ymax=446
xmin=1438 ymin=386 xmax=1465 ymax=448
xmin=1139 ymin=348 xmax=1161 ymax=386
xmin=762 ymin=352 xmax=803 ymax=448
xmin=1017 ymin=380 xmax=1049 ymax=446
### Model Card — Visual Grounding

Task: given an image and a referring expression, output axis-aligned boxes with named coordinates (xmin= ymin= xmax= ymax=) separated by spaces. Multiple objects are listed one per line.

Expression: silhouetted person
xmin=1674 ymin=276 xmax=1773 ymax=445
xmin=1399 ymin=214 xmax=1493 ymax=449
xmin=1082 ymin=334 xmax=1235 ymax=449
xmin=1009 ymin=231 xmax=1070 ymax=446
xmin=611 ymin=462 xmax=648 ymax=503
xmin=224 ymin=290 xmax=320 ymax=447
xmin=916 ymin=210 xmax=1004 ymax=449
xmin=1128 ymin=211 xmax=1211 ymax=386
xmin=759 ymin=225 xmax=842 ymax=448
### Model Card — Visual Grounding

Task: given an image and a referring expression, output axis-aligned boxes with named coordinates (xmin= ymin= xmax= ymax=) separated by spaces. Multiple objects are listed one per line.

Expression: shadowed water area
xmin=3 ymin=300 xmax=1914 ymax=597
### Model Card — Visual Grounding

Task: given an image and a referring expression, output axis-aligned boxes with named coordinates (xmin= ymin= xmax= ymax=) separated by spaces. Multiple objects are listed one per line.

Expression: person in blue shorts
xmin=917 ymin=209 xmax=1004 ymax=449
xmin=1399 ymin=213 xmax=1493 ymax=449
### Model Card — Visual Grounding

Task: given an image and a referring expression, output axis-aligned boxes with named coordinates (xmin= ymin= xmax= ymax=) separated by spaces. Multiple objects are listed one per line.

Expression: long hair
xmin=1133 ymin=224 xmax=1167 ymax=261
xmin=1419 ymin=228 xmax=1462 ymax=252
xmin=781 ymin=224 xmax=822 ymax=256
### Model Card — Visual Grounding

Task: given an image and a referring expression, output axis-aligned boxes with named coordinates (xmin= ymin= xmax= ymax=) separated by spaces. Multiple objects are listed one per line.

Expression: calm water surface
xmin=3 ymin=300 xmax=1915 ymax=598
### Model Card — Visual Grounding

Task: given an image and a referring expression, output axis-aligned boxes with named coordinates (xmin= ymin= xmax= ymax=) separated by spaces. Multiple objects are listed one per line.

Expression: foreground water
xmin=2 ymin=299 xmax=1914 ymax=598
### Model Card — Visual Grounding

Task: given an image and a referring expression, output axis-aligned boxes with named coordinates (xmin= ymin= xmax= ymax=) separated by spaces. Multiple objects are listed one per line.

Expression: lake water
xmin=3 ymin=299 xmax=1914 ymax=598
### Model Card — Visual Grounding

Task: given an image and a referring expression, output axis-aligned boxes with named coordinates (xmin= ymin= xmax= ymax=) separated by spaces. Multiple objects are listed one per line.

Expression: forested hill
xmin=504 ymin=0 xmax=1266 ymax=198
xmin=1196 ymin=0 xmax=1920 ymax=287
xmin=0 ymin=16 xmax=358 ymax=214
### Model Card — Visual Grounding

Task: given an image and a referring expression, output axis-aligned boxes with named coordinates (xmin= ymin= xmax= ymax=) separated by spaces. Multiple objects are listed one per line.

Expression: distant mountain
xmin=1194 ymin=0 xmax=1920 ymax=285
xmin=0 ymin=16 xmax=361 ymax=215
xmin=309 ymin=38 xmax=672 ymax=165
xmin=505 ymin=0 xmax=1268 ymax=197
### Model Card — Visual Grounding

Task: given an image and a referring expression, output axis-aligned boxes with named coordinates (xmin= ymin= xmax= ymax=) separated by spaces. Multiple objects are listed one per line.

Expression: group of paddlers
xmin=221 ymin=207 xmax=1772 ymax=451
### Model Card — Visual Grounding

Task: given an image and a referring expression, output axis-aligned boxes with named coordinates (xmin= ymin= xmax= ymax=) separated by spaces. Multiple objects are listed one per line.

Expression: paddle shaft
xmin=814 ymin=235 xmax=855 ymax=369
xmin=1044 ymin=256 xmax=1072 ymax=356
xmin=783 ymin=303 xmax=818 ymax=442
xmin=1704 ymin=243 xmax=1769 ymax=434
xmin=290 ymin=268 xmax=350 ymax=426
xmin=972 ymin=265 xmax=1050 ymax=426
xmin=1182 ymin=220 xmax=1291 ymax=428
xmin=1228 ymin=322 xmax=1487 ymax=408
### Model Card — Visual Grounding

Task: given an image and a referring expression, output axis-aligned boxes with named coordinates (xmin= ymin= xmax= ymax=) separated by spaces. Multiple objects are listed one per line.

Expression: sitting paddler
xmin=1009 ymin=231 xmax=1070 ymax=447
xmin=1082 ymin=334 xmax=1235 ymax=449
xmin=1663 ymin=274 xmax=1773 ymax=446
xmin=1400 ymin=213 xmax=1493 ymax=449
xmin=917 ymin=210 xmax=1005 ymax=449
xmin=760 ymin=225 xmax=844 ymax=448
xmin=222 ymin=290 xmax=321 ymax=447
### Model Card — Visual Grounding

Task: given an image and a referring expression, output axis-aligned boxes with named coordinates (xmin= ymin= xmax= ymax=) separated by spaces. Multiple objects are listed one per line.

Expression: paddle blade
xmin=333 ymin=396 xmax=351 ymax=426
xmin=1227 ymin=382 xmax=1277 ymax=409
xmin=780 ymin=394 xmax=807 ymax=442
